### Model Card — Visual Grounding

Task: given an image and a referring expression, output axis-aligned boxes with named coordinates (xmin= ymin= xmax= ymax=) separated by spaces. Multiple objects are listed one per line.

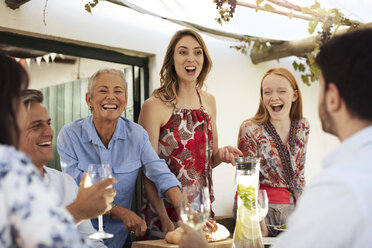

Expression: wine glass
xmin=86 ymin=164 xmax=114 ymax=239
xmin=180 ymin=184 xmax=210 ymax=230
xmin=257 ymin=189 xmax=268 ymax=221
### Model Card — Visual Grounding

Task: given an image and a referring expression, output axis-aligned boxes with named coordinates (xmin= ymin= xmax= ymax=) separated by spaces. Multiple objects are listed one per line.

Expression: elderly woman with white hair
xmin=57 ymin=68 xmax=182 ymax=248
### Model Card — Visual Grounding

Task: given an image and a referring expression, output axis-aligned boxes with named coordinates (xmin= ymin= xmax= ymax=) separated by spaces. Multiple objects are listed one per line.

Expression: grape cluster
xmin=215 ymin=0 xmax=237 ymax=22
xmin=228 ymin=0 xmax=237 ymax=18
xmin=320 ymin=26 xmax=332 ymax=44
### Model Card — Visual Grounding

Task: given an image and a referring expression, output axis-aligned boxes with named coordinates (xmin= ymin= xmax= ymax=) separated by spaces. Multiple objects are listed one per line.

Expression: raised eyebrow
xmin=97 ymin=85 xmax=108 ymax=89
xmin=176 ymin=46 xmax=188 ymax=50
xmin=114 ymin=86 xmax=124 ymax=90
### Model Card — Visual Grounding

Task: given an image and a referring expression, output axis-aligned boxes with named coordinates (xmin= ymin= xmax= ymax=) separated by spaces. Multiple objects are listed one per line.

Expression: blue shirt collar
xmin=81 ymin=116 xmax=127 ymax=147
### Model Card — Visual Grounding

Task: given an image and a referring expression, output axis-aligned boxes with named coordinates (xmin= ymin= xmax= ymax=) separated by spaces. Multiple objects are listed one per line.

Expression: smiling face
xmin=86 ymin=72 xmax=127 ymax=123
xmin=262 ymin=74 xmax=298 ymax=122
xmin=173 ymin=35 xmax=204 ymax=84
xmin=19 ymin=102 xmax=54 ymax=168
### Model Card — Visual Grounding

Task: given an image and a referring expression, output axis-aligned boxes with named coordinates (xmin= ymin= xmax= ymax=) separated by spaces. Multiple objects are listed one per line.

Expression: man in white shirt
xmin=19 ymin=89 xmax=114 ymax=247
xmin=272 ymin=29 xmax=372 ymax=248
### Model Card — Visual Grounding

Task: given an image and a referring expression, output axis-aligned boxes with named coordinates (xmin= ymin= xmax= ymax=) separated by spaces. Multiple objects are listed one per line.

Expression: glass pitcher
xmin=233 ymin=157 xmax=264 ymax=248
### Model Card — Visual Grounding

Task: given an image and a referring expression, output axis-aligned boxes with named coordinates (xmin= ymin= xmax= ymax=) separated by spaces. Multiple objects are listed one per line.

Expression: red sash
xmin=260 ymin=185 xmax=291 ymax=204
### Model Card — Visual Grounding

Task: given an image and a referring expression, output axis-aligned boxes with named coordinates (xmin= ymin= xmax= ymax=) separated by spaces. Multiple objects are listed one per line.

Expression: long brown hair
xmin=0 ymin=54 xmax=29 ymax=148
xmin=153 ymin=29 xmax=213 ymax=104
xmin=251 ymin=67 xmax=303 ymax=124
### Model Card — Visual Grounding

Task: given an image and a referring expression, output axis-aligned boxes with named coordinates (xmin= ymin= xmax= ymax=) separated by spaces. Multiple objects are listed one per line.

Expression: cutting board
xmin=132 ymin=238 xmax=234 ymax=248
xmin=132 ymin=237 xmax=276 ymax=248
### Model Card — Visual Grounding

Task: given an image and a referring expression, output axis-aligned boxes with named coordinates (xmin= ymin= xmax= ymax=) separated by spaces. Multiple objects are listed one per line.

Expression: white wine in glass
xmin=87 ymin=164 xmax=114 ymax=240
xmin=180 ymin=185 xmax=210 ymax=230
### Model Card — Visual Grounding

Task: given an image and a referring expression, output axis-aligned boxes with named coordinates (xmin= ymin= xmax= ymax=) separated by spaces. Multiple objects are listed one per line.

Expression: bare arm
xmin=143 ymin=175 xmax=175 ymax=232
xmin=138 ymin=98 xmax=176 ymax=233
xmin=164 ymin=186 xmax=182 ymax=217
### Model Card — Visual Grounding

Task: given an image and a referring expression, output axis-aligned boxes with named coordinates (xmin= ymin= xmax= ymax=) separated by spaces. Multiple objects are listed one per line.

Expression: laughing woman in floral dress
xmin=236 ymin=67 xmax=310 ymax=236
xmin=139 ymin=29 xmax=242 ymax=236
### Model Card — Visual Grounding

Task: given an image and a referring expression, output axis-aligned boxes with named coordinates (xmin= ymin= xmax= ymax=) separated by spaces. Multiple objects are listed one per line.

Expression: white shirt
xmin=273 ymin=125 xmax=372 ymax=248
xmin=44 ymin=166 xmax=107 ymax=248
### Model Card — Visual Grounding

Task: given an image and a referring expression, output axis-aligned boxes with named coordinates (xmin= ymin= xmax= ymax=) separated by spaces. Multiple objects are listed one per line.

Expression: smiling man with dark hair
xmin=20 ymin=89 xmax=116 ymax=248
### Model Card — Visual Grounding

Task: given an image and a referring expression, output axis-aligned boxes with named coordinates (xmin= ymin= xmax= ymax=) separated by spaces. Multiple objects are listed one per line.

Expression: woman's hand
xmin=214 ymin=146 xmax=243 ymax=167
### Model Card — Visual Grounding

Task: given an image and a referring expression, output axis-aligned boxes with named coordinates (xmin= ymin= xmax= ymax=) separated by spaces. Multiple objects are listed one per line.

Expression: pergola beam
xmin=250 ymin=22 xmax=372 ymax=64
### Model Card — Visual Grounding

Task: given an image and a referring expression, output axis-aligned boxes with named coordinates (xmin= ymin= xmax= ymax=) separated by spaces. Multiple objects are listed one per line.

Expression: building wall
xmin=0 ymin=0 xmax=339 ymax=216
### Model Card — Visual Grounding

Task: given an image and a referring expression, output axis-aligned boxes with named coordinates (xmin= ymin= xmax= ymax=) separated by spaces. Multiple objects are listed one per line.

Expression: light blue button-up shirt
xmin=57 ymin=116 xmax=181 ymax=248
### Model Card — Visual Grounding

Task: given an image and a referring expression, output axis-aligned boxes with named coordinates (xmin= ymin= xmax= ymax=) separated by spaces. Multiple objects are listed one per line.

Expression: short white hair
xmin=87 ymin=68 xmax=127 ymax=99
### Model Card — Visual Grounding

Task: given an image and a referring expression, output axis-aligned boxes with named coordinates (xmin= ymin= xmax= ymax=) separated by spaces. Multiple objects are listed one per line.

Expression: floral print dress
xmin=0 ymin=145 xmax=93 ymax=247
xmin=142 ymin=90 xmax=214 ymax=232
xmin=237 ymin=118 xmax=310 ymax=202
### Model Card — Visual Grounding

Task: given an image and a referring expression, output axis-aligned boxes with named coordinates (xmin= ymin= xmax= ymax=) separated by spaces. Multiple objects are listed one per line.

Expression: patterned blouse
xmin=237 ymin=118 xmax=310 ymax=201
xmin=142 ymin=90 xmax=214 ymax=231
xmin=0 ymin=145 xmax=93 ymax=247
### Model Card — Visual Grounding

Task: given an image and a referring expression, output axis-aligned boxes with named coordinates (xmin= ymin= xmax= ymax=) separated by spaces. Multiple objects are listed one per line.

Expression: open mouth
xmin=185 ymin=66 xmax=196 ymax=73
xmin=271 ymin=104 xmax=284 ymax=112
xmin=37 ymin=141 xmax=52 ymax=147
xmin=102 ymin=104 xmax=118 ymax=110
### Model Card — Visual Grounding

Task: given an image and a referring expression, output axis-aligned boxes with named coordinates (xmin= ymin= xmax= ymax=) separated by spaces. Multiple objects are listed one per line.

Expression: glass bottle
xmin=233 ymin=157 xmax=264 ymax=248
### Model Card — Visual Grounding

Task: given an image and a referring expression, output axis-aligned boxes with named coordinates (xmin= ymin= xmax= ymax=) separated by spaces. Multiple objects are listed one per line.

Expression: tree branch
xmin=266 ymin=0 xmax=302 ymax=12
xmin=237 ymin=1 xmax=313 ymax=21
xmin=237 ymin=0 xmax=361 ymax=26
xmin=250 ymin=22 xmax=372 ymax=64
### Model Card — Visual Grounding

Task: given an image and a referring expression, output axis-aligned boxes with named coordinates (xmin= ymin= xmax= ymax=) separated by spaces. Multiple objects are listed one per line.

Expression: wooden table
xmin=132 ymin=237 xmax=276 ymax=248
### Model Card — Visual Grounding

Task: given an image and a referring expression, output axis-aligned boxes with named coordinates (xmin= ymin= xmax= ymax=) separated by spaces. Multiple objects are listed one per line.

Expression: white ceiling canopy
xmin=108 ymin=0 xmax=372 ymax=41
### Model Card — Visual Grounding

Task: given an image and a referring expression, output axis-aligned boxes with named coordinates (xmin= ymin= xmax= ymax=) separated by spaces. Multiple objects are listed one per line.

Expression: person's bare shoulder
xmin=140 ymin=96 xmax=173 ymax=126
xmin=199 ymin=90 xmax=216 ymax=105
xmin=199 ymin=90 xmax=216 ymax=116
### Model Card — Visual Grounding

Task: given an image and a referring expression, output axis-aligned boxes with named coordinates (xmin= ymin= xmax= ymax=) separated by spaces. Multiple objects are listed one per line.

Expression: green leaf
xmin=292 ymin=61 xmax=298 ymax=70
xmin=298 ymin=63 xmax=306 ymax=72
xmin=301 ymin=75 xmax=309 ymax=85
xmin=256 ymin=0 xmax=263 ymax=12
xmin=263 ymin=4 xmax=275 ymax=12
xmin=310 ymin=1 xmax=320 ymax=10
xmin=308 ymin=19 xmax=319 ymax=34
xmin=84 ymin=4 xmax=91 ymax=13
xmin=237 ymin=184 xmax=256 ymax=211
